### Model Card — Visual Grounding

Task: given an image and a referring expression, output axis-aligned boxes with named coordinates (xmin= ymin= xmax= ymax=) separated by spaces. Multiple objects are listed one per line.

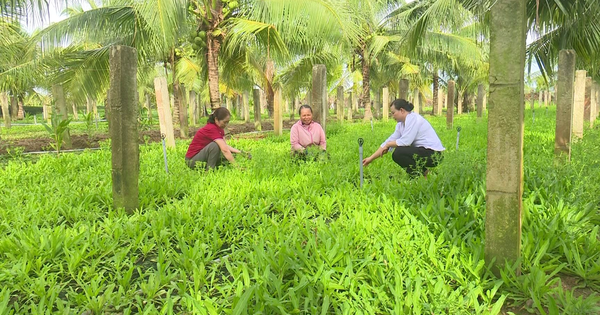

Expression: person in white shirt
xmin=363 ymin=99 xmax=445 ymax=177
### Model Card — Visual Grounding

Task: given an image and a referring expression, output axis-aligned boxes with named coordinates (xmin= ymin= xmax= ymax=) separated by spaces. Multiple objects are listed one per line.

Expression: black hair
xmin=390 ymin=99 xmax=414 ymax=112
xmin=298 ymin=104 xmax=313 ymax=116
xmin=208 ymin=107 xmax=230 ymax=123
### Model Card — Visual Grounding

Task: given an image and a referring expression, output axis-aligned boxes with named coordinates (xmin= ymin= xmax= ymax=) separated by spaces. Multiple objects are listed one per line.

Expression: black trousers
xmin=392 ymin=146 xmax=443 ymax=177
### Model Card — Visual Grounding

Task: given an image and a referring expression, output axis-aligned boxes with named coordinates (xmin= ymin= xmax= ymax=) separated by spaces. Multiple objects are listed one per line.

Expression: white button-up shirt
xmin=380 ymin=112 xmax=445 ymax=151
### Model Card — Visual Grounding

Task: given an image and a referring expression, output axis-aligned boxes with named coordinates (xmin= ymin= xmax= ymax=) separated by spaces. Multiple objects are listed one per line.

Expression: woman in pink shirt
xmin=290 ymin=105 xmax=327 ymax=159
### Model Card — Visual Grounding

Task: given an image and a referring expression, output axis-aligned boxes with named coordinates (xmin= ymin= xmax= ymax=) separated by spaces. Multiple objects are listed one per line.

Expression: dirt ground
xmin=0 ymin=120 xmax=298 ymax=154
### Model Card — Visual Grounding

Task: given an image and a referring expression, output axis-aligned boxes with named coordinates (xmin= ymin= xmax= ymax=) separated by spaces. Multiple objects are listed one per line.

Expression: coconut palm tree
xmin=526 ymin=0 xmax=600 ymax=80
xmin=0 ymin=19 xmax=40 ymax=120
xmin=227 ymin=0 xmax=359 ymax=116
xmin=389 ymin=0 xmax=488 ymax=114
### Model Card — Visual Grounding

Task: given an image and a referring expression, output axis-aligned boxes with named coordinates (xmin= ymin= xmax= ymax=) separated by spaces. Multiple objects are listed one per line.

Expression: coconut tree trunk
xmin=432 ymin=70 xmax=439 ymax=115
xmin=207 ymin=30 xmax=222 ymax=110
xmin=17 ymin=96 xmax=25 ymax=120
xmin=265 ymin=59 xmax=275 ymax=118
xmin=10 ymin=95 xmax=18 ymax=119
xmin=174 ymin=81 xmax=188 ymax=138
xmin=462 ymin=91 xmax=470 ymax=113
xmin=361 ymin=47 xmax=373 ymax=121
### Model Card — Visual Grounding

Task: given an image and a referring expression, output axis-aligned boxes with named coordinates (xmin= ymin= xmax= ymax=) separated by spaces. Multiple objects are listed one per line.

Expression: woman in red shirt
xmin=185 ymin=108 xmax=244 ymax=170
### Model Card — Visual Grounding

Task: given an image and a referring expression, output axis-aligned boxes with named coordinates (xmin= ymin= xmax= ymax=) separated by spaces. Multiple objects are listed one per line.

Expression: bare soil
xmin=0 ymin=120 xmax=298 ymax=154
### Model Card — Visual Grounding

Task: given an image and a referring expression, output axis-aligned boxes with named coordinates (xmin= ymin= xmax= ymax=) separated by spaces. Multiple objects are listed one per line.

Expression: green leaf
xmin=232 ymin=285 xmax=255 ymax=315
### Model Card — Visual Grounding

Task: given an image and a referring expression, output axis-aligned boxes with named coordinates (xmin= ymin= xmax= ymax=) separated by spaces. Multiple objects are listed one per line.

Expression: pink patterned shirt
xmin=290 ymin=120 xmax=327 ymax=151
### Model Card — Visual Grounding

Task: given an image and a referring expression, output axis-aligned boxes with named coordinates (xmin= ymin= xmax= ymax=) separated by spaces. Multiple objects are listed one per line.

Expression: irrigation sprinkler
xmin=532 ymin=110 xmax=535 ymax=124
xmin=33 ymin=115 xmax=37 ymax=124
xmin=370 ymin=117 xmax=374 ymax=132
xmin=161 ymin=133 xmax=169 ymax=174
xmin=456 ymin=126 xmax=462 ymax=150
xmin=358 ymin=138 xmax=364 ymax=188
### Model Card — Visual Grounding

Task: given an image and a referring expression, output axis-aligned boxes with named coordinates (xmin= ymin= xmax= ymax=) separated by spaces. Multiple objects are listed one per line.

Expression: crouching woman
xmin=290 ymin=105 xmax=327 ymax=158
xmin=185 ymin=107 xmax=243 ymax=170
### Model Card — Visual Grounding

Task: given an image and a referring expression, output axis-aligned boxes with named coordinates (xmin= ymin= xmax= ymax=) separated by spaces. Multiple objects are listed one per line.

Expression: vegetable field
xmin=1 ymin=108 xmax=599 ymax=314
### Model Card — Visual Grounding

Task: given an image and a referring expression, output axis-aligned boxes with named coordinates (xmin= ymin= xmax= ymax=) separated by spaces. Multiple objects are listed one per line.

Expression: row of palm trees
xmin=1 ymin=0 xmax=600 ymax=126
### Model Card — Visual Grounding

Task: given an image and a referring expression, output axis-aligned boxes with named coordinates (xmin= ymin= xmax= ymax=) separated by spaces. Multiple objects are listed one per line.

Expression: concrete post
xmin=483 ymin=93 xmax=487 ymax=111
xmin=382 ymin=87 xmax=389 ymax=122
xmin=555 ymin=50 xmax=576 ymax=159
xmin=153 ymin=77 xmax=176 ymax=148
xmin=243 ymin=91 xmax=250 ymax=123
xmin=107 ymin=45 xmax=139 ymax=213
xmin=412 ymin=89 xmax=419 ymax=114
xmin=590 ymin=83 xmax=597 ymax=127
xmin=189 ymin=90 xmax=197 ymax=126
xmin=485 ymin=0 xmax=526 ymax=274
xmin=43 ymin=102 xmax=48 ymax=120
xmin=72 ymin=103 xmax=79 ymax=120
xmin=347 ymin=92 xmax=353 ymax=121
xmin=1 ymin=93 xmax=10 ymax=128
xmin=434 ymin=89 xmax=442 ymax=115
xmin=289 ymin=97 xmax=295 ymax=121
xmin=446 ymin=81 xmax=455 ymax=129
xmin=594 ymin=83 xmax=600 ymax=121
xmin=374 ymin=90 xmax=381 ymax=119
xmin=92 ymin=100 xmax=98 ymax=121
xmin=311 ymin=65 xmax=327 ymax=131
xmin=444 ymin=93 xmax=448 ymax=109
xmin=145 ymin=93 xmax=152 ymax=123
xmin=252 ymin=88 xmax=261 ymax=131
xmin=477 ymin=84 xmax=485 ymax=119
xmin=336 ymin=86 xmax=344 ymax=123
xmin=573 ymin=70 xmax=586 ymax=139
xmin=87 ymin=96 xmax=93 ymax=115
xmin=530 ymin=91 xmax=535 ymax=111
xmin=399 ymin=79 xmax=409 ymax=100
xmin=274 ymin=88 xmax=283 ymax=136
xmin=52 ymin=84 xmax=71 ymax=149
xmin=584 ymin=77 xmax=592 ymax=127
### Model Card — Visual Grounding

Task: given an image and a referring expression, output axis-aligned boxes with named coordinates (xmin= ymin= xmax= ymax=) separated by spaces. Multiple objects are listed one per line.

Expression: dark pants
xmin=392 ymin=146 xmax=442 ymax=177
xmin=185 ymin=141 xmax=226 ymax=170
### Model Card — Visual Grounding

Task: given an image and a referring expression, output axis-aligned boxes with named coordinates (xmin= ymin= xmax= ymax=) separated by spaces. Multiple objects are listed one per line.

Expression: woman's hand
xmin=362 ymin=156 xmax=373 ymax=166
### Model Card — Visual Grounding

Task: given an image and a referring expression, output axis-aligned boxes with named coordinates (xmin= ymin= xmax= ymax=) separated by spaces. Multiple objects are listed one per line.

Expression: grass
xmin=0 ymin=106 xmax=599 ymax=314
